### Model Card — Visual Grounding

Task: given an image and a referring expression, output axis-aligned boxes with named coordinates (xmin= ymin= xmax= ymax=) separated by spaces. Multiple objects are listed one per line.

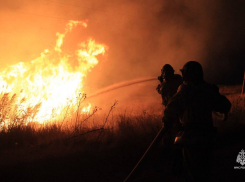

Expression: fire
xmin=0 ymin=20 xmax=107 ymax=125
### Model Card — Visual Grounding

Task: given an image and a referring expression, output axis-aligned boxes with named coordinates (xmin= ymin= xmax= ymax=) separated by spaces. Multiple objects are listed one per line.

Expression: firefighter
xmin=156 ymin=64 xmax=182 ymax=107
xmin=162 ymin=61 xmax=231 ymax=181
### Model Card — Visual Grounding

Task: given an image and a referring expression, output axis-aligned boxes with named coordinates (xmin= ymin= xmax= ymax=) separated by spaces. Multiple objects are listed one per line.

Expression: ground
xmin=0 ymin=84 xmax=245 ymax=182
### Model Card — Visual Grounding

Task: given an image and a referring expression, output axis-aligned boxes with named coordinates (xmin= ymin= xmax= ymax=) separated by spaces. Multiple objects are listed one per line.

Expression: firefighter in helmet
xmin=156 ymin=64 xmax=182 ymax=107
xmin=162 ymin=61 xmax=231 ymax=181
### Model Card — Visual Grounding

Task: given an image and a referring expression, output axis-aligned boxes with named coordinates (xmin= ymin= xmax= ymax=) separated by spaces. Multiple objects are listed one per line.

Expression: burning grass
xmin=0 ymin=99 xmax=163 ymax=181
xmin=0 ymin=86 xmax=244 ymax=181
xmin=0 ymin=20 xmax=107 ymax=125
xmin=0 ymin=95 xmax=162 ymax=160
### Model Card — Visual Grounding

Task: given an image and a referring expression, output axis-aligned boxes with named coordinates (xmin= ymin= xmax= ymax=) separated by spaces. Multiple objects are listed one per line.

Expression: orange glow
xmin=0 ymin=20 xmax=107 ymax=124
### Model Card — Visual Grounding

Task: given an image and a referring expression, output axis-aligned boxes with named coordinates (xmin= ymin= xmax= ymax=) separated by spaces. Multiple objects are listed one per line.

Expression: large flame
xmin=0 ymin=20 xmax=107 ymax=124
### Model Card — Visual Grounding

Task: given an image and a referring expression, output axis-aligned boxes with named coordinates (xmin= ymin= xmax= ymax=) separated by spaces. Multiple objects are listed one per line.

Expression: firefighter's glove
xmin=158 ymin=76 xmax=163 ymax=83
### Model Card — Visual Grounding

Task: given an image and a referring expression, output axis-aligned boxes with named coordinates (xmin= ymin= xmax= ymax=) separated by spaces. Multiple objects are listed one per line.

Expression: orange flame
xmin=0 ymin=20 xmax=107 ymax=124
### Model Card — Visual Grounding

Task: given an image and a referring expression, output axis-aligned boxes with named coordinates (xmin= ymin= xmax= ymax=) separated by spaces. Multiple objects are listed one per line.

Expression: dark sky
xmin=203 ymin=0 xmax=245 ymax=84
xmin=0 ymin=0 xmax=244 ymax=86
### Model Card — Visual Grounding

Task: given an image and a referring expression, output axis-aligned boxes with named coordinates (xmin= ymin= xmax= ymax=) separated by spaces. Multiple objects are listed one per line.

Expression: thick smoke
xmin=0 ymin=0 xmax=244 ymax=88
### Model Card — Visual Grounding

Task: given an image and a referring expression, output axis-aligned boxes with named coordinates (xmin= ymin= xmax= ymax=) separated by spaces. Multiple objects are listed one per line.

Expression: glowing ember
xmin=0 ymin=20 xmax=107 ymax=124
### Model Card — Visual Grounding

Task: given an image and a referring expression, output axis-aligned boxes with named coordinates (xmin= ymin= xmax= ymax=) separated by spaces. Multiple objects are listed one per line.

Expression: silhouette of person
xmin=156 ymin=64 xmax=182 ymax=107
xmin=162 ymin=61 xmax=231 ymax=182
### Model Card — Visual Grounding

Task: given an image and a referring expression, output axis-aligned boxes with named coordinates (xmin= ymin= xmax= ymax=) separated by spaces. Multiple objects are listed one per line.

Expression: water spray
xmin=87 ymin=77 xmax=158 ymax=99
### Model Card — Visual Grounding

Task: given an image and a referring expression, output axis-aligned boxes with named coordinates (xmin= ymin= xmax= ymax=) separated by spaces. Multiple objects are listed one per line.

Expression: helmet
xmin=180 ymin=61 xmax=203 ymax=83
xmin=161 ymin=64 xmax=174 ymax=75
xmin=161 ymin=64 xmax=174 ymax=81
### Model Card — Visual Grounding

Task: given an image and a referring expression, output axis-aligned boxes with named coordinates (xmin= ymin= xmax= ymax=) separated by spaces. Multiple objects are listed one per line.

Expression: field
xmin=0 ymin=83 xmax=245 ymax=182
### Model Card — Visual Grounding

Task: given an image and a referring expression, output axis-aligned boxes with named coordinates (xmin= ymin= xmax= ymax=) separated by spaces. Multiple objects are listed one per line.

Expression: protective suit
xmin=157 ymin=64 xmax=182 ymax=106
xmin=162 ymin=61 xmax=231 ymax=182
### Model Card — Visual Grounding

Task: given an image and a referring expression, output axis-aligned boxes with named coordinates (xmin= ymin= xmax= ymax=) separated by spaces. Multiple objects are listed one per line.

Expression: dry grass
xmin=0 ymin=85 xmax=244 ymax=181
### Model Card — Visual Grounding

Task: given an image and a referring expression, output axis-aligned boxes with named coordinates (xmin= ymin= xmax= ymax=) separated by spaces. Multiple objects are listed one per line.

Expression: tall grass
xmin=0 ymin=85 xmax=244 ymax=150
xmin=0 ymin=91 xmax=162 ymax=155
xmin=0 ymin=86 xmax=244 ymax=182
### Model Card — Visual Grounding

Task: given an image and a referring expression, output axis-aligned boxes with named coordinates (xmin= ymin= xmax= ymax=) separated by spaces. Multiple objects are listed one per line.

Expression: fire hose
xmin=87 ymin=77 xmax=158 ymax=99
xmin=123 ymin=126 xmax=167 ymax=182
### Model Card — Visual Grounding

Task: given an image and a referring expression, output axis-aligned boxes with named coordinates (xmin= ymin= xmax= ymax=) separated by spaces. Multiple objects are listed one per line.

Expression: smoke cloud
xmin=0 ymin=0 xmax=244 ymax=89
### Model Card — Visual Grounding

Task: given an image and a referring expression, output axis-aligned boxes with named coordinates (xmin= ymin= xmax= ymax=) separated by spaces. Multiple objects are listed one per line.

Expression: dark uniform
xmin=157 ymin=64 xmax=182 ymax=106
xmin=162 ymin=61 xmax=231 ymax=182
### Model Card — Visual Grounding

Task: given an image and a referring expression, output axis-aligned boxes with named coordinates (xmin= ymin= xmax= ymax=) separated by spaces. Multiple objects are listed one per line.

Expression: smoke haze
xmin=0 ymin=0 xmax=244 ymax=90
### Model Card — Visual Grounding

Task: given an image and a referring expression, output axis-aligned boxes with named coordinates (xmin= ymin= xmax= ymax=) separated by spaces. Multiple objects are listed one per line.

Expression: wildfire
xmin=0 ymin=20 xmax=107 ymax=125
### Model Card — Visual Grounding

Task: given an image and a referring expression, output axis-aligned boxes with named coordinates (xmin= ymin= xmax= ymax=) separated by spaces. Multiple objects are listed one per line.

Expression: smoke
xmin=0 ymin=0 xmax=244 ymax=89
